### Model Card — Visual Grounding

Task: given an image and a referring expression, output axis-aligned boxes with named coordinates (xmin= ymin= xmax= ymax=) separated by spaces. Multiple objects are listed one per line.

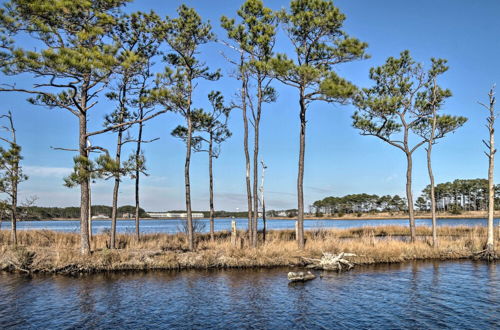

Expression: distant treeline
xmin=6 ymin=208 xmax=294 ymax=220
xmin=312 ymin=194 xmax=407 ymax=216
xmin=417 ymin=178 xmax=500 ymax=213
xmin=4 ymin=205 xmax=149 ymax=220
xmin=313 ymin=178 xmax=500 ymax=216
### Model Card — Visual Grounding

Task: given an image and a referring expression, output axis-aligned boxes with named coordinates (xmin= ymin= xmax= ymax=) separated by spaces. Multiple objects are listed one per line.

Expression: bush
xmin=448 ymin=205 xmax=462 ymax=215
xmin=177 ymin=219 xmax=207 ymax=235
xmin=6 ymin=246 xmax=36 ymax=272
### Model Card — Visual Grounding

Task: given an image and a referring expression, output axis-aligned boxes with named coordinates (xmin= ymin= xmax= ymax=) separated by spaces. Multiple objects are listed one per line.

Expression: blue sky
xmin=2 ymin=0 xmax=500 ymax=212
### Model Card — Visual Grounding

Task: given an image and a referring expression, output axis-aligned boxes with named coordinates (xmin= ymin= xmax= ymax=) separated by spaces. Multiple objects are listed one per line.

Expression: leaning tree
xmin=271 ymin=0 xmax=368 ymax=249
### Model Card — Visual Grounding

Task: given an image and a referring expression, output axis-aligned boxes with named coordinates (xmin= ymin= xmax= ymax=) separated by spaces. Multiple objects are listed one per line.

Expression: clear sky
xmin=2 ymin=0 xmax=500 ymax=212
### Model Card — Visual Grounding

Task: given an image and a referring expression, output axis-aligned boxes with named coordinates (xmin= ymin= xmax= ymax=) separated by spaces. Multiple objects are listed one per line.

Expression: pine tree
xmin=154 ymin=5 xmax=219 ymax=251
xmin=271 ymin=0 xmax=368 ymax=249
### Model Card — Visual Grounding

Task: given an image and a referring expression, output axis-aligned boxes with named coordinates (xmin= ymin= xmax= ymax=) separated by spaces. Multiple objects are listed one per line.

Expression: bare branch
xmin=86 ymin=109 xmax=168 ymax=138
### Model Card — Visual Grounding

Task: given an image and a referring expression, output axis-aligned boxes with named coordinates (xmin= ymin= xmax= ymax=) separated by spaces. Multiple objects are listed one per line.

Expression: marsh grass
xmin=0 ymin=226 xmax=496 ymax=275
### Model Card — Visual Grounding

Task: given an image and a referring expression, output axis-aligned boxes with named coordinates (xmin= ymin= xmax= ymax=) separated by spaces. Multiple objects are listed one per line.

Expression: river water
xmin=0 ymin=218 xmax=499 ymax=235
xmin=0 ymin=261 xmax=497 ymax=329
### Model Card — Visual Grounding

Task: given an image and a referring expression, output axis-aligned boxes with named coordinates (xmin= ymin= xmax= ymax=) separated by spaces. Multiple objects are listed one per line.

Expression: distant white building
xmin=92 ymin=214 xmax=109 ymax=220
xmin=148 ymin=212 xmax=204 ymax=218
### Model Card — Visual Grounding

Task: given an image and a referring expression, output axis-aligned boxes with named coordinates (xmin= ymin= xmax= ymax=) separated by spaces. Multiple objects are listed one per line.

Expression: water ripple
xmin=0 ymin=261 xmax=498 ymax=329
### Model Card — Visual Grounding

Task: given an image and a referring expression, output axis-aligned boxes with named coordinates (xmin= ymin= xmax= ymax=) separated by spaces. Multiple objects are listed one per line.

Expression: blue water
xmin=0 ymin=217 xmax=498 ymax=235
xmin=0 ymin=261 xmax=498 ymax=329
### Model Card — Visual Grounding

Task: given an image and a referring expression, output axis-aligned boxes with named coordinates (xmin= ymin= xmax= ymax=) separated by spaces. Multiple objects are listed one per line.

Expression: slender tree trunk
xmin=252 ymin=82 xmax=262 ymax=248
xmin=427 ymin=107 xmax=438 ymax=247
xmin=185 ymin=92 xmax=194 ymax=251
xmin=110 ymin=128 xmax=123 ymax=249
xmin=209 ymin=134 xmax=215 ymax=242
xmin=262 ymin=198 xmax=266 ymax=243
xmin=241 ymin=66 xmax=253 ymax=241
xmin=297 ymin=89 xmax=306 ymax=249
xmin=79 ymin=113 xmax=91 ymax=255
xmin=486 ymin=93 xmax=495 ymax=253
xmin=10 ymin=119 xmax=18 ymax=245
xmin=261 ymin=160 xmax=266 ymax=243
xmin=88 ymin=178 xmax=92 ymax=241
xmin=406 ymin=152 xmax=417 ymax=242
xmin=427 ymin=142 xmax=437 ymax=247
xmin=10 ymin=177 xmax=17 ymax=245
xmin=134 ymin=120 xmax=144 ymax=241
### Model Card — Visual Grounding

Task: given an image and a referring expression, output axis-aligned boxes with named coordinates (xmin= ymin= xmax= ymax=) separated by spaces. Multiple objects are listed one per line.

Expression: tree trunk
xmin=10 ymin=180 xmax=17 ymax=245
xmin=88 ymin=178 xmax=92 ymax=241
xmin=241 ymin=65 xmax=253 ymax=241
xmin=262 ymin=197 xmax=266 ymax=243
xmin=297 ymin=90 xmax=306 ymax=249
xmin=209 ymin=134 xmax=215 ymax=242
xmin=134 ymin=120 xmax=144 ymax=241
xmin=185 ymin=105 xmax=194 ymax=251
xmin=427 ymin=109 xmax=438 ymax=247
xmin=427 ymin=142 xmax=437 ymax=247
xmin=79 ymin=113 xmax=91 ymax=255
xmin=110 ymin=127 xmax=122 ymax=249
xmin=406 ymin=152 xmax=416 ymax=242
xmin=252 ymin=82 xmax=262 ymax=248
xmin=487 ymin=105 xmax=495 ymax=252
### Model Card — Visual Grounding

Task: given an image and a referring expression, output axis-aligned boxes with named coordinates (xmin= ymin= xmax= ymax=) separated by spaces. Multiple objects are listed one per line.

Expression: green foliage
xmin=171 ymin=91 xmax=232 ymax=157
xmin=352 ymin=51 xmax=465 ymax=148
xmin=0 ymin=111 xmax=26 ymax=204
xmin=123 ymin=151 xmax=147 ymax=179
xmin=270 ymin=0 xmax=368 ymax=102
xmin=18 ymin=204 xmax=148 ymax=219
xmin=313 ymin=193 xmax=408 ymax=214
xmin=221 ymin=0 xmax=276 ymax=59
xmin=0 ymin=0 xmax=128 ymax=109
xmin=63 ymin=155 xmax=97 ymax=188
xmin=419 ymin=178 xmax=500 ymax=212
xmin=154 ymin=4 xmax=219 ymax=114
xmin=105 ymin=11 xmax=164 ymax=131
xmin=0 ymin=143 xmax=27 ymax=195
xmin=415 ymin=196 xmax=428 ymax=211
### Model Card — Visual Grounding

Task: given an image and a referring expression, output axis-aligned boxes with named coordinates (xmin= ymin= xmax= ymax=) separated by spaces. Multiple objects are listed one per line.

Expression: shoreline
xmin=6 ymin=211 xmax=497 ymax=222
xmin=0 ymin=226 xmax=496 ymax=276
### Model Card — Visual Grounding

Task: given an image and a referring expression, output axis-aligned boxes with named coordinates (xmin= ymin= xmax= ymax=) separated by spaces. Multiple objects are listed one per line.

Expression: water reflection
xmin=0 ymin=261 xmax=498 ymax=329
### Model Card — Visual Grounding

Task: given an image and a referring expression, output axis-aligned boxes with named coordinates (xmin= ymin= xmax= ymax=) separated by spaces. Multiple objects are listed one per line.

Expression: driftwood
xmin=302 ymin=252 xmax=357 ymax=271
xmin=287 ymin=271 xmax=316 ymax=282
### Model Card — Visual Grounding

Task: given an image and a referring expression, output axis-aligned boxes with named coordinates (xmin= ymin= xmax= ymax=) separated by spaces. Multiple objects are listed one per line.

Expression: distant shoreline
xmin=4 ymin=211 xmax=495 ymax=221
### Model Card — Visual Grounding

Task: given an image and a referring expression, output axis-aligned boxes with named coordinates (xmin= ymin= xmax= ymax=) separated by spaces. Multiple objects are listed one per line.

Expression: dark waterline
xmin=0 ymin=261 xmax=497 ymax=329
xmin=0 ymin=217 xmax=498 ymax=235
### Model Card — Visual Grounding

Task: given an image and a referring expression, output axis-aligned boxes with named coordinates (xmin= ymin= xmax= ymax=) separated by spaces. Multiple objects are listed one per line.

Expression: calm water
xmin=0 ymin=217 xmax=499 ymax=235
xmin=0 ymin=261 xmax=497 ymax=329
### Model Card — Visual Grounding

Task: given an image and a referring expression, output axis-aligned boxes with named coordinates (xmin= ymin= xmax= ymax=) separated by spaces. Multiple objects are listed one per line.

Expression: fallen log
xmin=287 ymin=271 xmax=316 ymax=282
xmin=302 ymin=252 xmax=357 ymax=272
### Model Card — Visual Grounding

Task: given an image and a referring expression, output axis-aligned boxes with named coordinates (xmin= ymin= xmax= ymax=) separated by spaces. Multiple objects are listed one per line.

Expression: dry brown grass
xmin=0 ymin=226 xmax=497 ymax=275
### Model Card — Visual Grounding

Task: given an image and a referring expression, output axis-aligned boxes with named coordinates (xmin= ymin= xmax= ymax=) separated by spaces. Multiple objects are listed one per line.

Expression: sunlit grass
xmin=0 ymin=226 xmax=496 ymax=274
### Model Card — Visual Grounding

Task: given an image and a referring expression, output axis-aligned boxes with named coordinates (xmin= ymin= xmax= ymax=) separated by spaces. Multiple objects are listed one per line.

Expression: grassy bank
xmin=0 ymin=226 xmax=497 ymax=275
